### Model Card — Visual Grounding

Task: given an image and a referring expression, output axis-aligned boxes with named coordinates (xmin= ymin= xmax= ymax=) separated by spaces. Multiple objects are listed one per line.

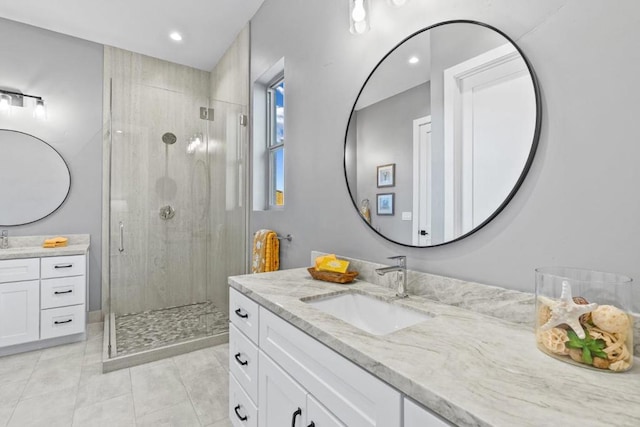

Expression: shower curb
xmin=101 ymin=318 xmax=228 ymax=373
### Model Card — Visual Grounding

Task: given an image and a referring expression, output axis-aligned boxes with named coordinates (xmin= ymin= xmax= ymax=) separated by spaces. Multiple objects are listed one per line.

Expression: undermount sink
xmin=303 ymin=292 xmax=432 ymax=336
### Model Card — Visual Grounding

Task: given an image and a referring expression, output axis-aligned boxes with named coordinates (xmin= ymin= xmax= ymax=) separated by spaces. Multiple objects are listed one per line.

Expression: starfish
xmin=540 ymin=281 xmax=597 ymax=339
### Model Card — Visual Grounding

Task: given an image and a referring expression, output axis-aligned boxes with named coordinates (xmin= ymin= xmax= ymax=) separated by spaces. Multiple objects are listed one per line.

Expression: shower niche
xmin=103 ymin=47 xmax=248 ymax=369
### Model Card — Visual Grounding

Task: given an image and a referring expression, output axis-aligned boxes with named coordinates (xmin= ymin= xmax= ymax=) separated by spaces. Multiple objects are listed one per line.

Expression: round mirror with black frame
xmin=0 ymin=129 xmax=71 ymax=226
xmin=344 ymin=20 xmax=541 ymax=247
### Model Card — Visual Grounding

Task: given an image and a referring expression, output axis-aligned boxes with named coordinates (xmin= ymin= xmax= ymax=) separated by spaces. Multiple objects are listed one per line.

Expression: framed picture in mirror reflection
xmin=377 ymin=163 xmax=395 ymax=188
xmin=376 ymin=193 xmax=394 ymax=216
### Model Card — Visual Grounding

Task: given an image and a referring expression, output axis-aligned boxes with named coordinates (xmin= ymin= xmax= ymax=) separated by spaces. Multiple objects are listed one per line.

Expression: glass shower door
xmin=108 ymin=82 xmax=214 ymax=357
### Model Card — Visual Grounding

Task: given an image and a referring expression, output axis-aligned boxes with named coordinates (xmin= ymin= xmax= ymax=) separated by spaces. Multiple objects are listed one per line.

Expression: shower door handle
xmin=119 ymin=221 xmax=125 ymax=253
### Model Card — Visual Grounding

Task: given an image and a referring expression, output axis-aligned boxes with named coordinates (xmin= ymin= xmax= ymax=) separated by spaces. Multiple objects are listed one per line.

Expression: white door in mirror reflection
xmin=443 ymin=44 xmax=535 ymax=240
xmin=412 ymin=116 xmax=432 ymax=246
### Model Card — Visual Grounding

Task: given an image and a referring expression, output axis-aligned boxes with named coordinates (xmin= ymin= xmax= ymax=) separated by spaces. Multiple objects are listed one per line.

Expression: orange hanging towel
xmin=251 ymin=229 xmax=280 ymax=273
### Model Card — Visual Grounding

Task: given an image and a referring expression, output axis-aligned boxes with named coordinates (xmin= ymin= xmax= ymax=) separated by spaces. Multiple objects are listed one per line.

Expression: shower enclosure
xmin=103 ymin=47 xmax=248 ymax=369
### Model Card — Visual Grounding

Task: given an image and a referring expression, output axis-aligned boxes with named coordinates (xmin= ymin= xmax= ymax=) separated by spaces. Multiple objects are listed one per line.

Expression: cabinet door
xmin=307 ymin=395 xmax=346 ymax=427
xmin=404 ymin=398 xmax=451 ymax=427
xmin=0 ymin=280 xmax=40 ymax=347
xmin=259 ymin=350 xmax=307 ymax=427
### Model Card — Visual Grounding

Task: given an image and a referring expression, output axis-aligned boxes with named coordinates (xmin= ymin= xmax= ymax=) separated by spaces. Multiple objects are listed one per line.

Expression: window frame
xmin=267 ymin=75 xmax=285 ymax=207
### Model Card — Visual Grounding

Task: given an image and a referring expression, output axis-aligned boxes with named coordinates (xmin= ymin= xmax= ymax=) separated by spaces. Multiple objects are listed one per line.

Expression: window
xmin=252 ymin=58 xmax=284 ymax=211
xmin=267 ymin=78 xmax=285 ymax=206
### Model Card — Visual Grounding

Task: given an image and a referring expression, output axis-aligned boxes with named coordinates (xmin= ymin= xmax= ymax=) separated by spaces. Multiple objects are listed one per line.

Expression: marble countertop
xmin=0 ymin=234 xmax=90 ymax=260
xmin=229 ymin=268 xmax=640 ymax=427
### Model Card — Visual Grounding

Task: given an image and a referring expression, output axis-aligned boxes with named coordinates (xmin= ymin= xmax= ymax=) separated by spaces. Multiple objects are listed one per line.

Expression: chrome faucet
xmin=1 ymin=230 xmax=8 ymax=249
xmin=375 ymin=255 xmax=408 ymax=298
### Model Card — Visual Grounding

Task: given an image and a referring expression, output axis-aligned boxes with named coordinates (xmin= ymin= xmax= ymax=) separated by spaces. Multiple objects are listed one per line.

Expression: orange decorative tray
xmin=307 ymin=267 xmax=359 ymax=284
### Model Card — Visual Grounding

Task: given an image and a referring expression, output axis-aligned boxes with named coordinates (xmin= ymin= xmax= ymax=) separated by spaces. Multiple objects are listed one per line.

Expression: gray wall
xmin=250 ymin=0 xmax=640 ymax=307
xmin=355 ymin=83 xmax=430 ymax=243
xmin=0 ymin=18 xmax=103 ymax=311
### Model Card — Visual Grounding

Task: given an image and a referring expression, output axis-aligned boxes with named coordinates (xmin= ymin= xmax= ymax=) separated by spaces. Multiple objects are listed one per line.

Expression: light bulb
xmin=34 ymin=99 xmax=46 ymax=120
xmin=408 ymin=56 xmax=419 ymax=64
xmin=352 ymin=0 xmax=366 ymax=22
xmin=354 ymin=20 xmax=368 ymax=34
xmin=0 ymin=94 xmax=11 ymax=113
xmin=169 ymin=32 xmax=183 ymax=41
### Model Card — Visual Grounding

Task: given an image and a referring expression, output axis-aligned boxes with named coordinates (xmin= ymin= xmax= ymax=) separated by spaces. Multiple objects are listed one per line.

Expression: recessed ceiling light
xmin=408 ymin=56 xmax=419 ymax=64
xmin=169 ymin=32 xmax=183 ymax=42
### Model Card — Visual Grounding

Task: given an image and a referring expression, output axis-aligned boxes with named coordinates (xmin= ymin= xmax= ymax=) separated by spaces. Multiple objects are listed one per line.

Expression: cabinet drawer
xmin=229 ymin=323 xmax=259 ymax=405
xmin=0 ymin=258 xmax=39 ymax=284
xmin=41 ymin=255 xmax=85 ymax=279
xmin=41 ymin=304 xmax=85 ymax=339
xmin=230 ymin=372 xmax=258 ymax=427
xmin=41 ymin=276 xmax=86 ymax=309
xmin=260 ymin=307 xmax=401 ymax=427
xmin=229 ymin=288 xmax=259 ymax=344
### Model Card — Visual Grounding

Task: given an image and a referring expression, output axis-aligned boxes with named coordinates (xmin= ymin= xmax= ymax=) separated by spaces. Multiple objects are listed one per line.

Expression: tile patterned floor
xmin=115 ymin=301 xmax=229 ymax=356
xmin=0 ymin=323 xmax=232 ymax=427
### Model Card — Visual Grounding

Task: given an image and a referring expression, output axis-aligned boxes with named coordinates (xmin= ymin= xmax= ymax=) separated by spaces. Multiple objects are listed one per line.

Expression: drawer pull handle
xmin=54 ymin=319 xmax=73 ymax=325
xmin=54 ymin=290 xmax=73 ymax=295
xmin=234 ymin=352 xmax=248 ymax=366
xmin=234 ymin=404 xmax=248 ymax=421
xmin=234 ymin=308 xmax=249 ymax=319
xmin=54 ymin=264 xmax=73 ymax=269
xmin=291 ymin=407 xmax=302 ymax=427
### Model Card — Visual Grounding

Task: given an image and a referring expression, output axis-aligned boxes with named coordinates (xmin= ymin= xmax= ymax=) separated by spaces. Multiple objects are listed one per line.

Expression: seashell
xmin=591 ymin=305 xmax=630 ymax=335
xmin=537 ymin=304 xmax=551 ymax=326
xmin=538 ymin=328 xmax=570 ymax=355
xmin=573 ymin=296 xmax=590 ymax=305
xmin=568 ymin=348 xmax=583 ymax=363
xmin=573 ymin=296 xmax=592 ymax=324
xmin=592 ymin=356 xmax=611 ymax=369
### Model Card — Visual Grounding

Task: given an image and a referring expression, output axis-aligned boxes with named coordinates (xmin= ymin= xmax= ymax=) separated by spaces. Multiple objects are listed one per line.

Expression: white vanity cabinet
xmin=228 ymin=288 xmax=402 ymax=427
xmin=0 ymin=258 xmax=41 ymax=347
xmin=258 ymin=351 xmax=344 ymax=427
xmin=0 ymin=254 xmax=87 ymax=353
xmin=39 ymin=255 xmax=86 ymax=339
xmin=229 ymin=289 xmax=260 ymax=427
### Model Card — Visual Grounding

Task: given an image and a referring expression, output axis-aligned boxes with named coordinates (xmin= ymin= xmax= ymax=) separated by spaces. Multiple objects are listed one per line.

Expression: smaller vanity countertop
xmin=229 ymin=268 xmax=640 ymax=427
xmin=0 ymin=234 xmax=90 ymax=260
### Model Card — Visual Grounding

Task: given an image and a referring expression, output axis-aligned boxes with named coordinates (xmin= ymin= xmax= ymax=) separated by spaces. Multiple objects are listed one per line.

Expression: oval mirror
xmin=0 ymin=129 xmax=71 ymax=226
xmin=344 ymin=20 xmax=541 ymax=247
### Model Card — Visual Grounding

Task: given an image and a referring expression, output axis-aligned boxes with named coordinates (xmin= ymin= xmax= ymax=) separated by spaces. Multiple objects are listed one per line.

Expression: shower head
xmin=162 ymin=132 xmax=177 ymax=145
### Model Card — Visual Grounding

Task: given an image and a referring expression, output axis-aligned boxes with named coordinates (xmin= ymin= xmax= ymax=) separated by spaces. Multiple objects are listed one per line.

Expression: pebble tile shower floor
xmin=115 ymin=301 xmax=229 ymax=356
xmin=0 ymin=323 xmax=231 ymax=427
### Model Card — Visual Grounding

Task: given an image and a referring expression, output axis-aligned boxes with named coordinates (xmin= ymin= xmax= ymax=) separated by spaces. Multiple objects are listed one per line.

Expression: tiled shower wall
xmin=102 ymin=33 xmax=250 ymax=317
xmin=104 ymin=47 xmax=211 ymax=315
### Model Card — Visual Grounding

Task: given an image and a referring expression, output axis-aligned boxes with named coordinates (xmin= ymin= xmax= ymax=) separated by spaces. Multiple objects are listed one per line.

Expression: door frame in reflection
xmin=443 ymin=43 xmax=535 ymax=240
xmin=412 ymin=116 xmax=432 ymax=246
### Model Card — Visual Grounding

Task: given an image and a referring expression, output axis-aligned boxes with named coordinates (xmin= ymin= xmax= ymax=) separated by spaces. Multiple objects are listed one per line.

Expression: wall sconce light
xmin=0 ymin=89 xmax=46 ymax=120
xmin=349 ymin=0 xmax=370 ymax=34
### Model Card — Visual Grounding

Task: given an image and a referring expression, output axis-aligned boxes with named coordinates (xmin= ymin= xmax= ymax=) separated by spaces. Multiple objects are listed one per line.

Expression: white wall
xmin=0 ymin=18 xmax=103 ymax=311
xmin=250 ymin=0 xmax=640 ymax=308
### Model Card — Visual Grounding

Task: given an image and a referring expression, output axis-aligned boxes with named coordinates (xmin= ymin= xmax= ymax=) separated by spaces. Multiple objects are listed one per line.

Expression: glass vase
xmin=535 ymin=267 xmax=634 ymax=372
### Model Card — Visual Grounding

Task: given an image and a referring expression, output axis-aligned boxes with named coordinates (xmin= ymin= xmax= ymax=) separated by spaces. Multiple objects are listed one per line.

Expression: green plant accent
xmin=566 ymin=329 xmax=608 ymax=365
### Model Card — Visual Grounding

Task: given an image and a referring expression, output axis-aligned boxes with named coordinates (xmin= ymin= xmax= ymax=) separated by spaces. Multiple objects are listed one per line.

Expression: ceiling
xmin=0 ymin=0 xmax=264 ymax=71
xmin=355 ymin=31 xmax=431 ymax=110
